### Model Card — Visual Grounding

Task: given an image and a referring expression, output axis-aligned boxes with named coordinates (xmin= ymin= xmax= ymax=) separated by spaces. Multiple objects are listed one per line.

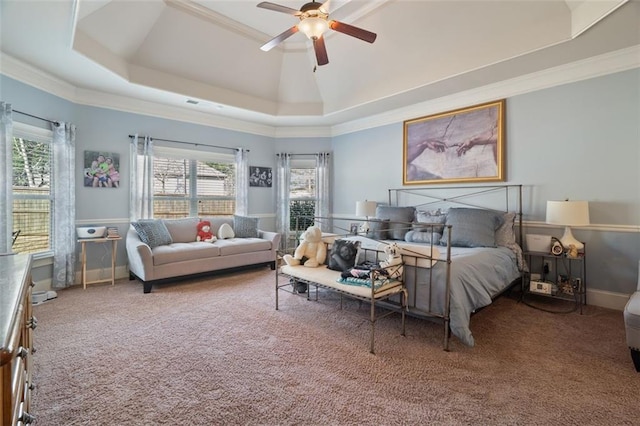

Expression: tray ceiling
xmin=1 ymin=0 xmax=638 ymax=129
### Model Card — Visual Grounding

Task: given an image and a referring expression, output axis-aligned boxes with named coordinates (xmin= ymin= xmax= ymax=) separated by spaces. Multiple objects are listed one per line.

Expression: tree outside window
xmin=12 ymin=129 xmax=53 ymax=254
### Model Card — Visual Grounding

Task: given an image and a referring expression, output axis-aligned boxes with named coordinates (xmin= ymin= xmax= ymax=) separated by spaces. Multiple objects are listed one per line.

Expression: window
xmin=12 ymin=123 xmax=53 ymax=254
xmin=289 ymin=159 xmax=316 ymax=231
xmin=152 ymin=146 xmax=236 ymax=219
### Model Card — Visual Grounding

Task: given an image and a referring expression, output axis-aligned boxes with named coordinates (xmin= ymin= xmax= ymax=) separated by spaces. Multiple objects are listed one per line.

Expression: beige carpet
xmin=31 ymin=267 xmax=639 ymax=425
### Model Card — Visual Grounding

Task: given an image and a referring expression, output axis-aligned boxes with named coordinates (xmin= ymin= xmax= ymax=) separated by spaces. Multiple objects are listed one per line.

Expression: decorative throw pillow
xmin=405 ymin=230 xmax=442 ymax=244
xmin=440 ymin=208 xmax=504 ymax=248
xmin=217 ymin=223 xmax=235 ymax=239
xmin=132 ymin=220 xmax=173 ymax=248
xmin=495 ymin=212 xmax=517 ymax=247
xmin=328 ymin=239 xmax=361 ymax=272
xmin=374 ymin=206 xmax=415 ymax=240
xmin=233 ymin=215 xmax=259 ymax=238
xmin=365 ymin=219 xmax=390 ymax=240
xmin=413 ymin=209 xmax=447 ymax=234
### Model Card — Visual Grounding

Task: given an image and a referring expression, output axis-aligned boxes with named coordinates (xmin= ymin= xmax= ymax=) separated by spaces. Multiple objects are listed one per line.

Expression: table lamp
xmin=355 ymin=200 xmax=377 ymax=233
xmin=546 ymin=200 xmax=590 ymax=250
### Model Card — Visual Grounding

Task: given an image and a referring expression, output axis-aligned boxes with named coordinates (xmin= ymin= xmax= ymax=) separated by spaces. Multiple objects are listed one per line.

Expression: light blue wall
xmin=331 ymin=69 xmax=640 ymax=296
xmin=2 ymin=68 xmax=639 ymax=299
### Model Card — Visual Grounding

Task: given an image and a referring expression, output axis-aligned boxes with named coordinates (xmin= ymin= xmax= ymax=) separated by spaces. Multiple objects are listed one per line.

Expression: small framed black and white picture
xmin=350 ymin=223 xmax=359 ymax=235
xmin=249 ymin=166 xmax=272 ymax=187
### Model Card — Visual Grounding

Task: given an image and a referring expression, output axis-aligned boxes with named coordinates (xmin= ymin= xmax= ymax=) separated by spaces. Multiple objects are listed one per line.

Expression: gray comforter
xmin=407 ymin=246 xmax=521 ymax=347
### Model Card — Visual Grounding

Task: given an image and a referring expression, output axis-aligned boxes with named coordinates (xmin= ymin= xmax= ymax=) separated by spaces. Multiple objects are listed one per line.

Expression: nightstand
xmin=522 ymin=243 xmax=586 ymax=314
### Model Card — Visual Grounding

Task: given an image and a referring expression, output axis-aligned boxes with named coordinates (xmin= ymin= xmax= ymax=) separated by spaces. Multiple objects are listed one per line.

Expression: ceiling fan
xmin=257 ymin=1 xmax=377 ymax=66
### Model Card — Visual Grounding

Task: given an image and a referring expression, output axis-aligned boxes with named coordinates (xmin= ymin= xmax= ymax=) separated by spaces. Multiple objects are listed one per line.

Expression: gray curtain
xmin=52 ymin=121 xmax=76 ymax=288
xmin=0 ymin=102 xmax=13 ymax=253
xmin=315 ymin=152 xmax=331 ymax=232
xmin=275 ymin=153 xmax=291 ymax=251
xmin=235 ymin=148 xmax=249 ymax=216
xmin=129 ymin=135 xmax=154 ymax=221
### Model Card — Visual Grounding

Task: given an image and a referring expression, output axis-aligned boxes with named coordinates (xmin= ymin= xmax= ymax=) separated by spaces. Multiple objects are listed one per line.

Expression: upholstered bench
xmin=623 ymin=260 xmax=640 ymax=372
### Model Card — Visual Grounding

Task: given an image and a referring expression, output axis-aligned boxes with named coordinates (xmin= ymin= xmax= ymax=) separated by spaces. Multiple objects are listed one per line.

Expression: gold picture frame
xmin=403 ymin=99 xmax=505 ymax=185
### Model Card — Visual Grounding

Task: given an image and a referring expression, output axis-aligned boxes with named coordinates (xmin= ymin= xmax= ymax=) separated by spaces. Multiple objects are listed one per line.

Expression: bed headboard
xmin=387 ymin=184 xmax=523 ymax=244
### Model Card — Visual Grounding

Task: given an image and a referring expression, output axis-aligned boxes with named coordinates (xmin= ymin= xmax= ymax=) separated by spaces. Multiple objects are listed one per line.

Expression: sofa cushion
xmin=132 ymin=220 xmax=173 ymax=248
xmin=234 ymin=215 xmax=259 ymax=238
xmin=163 ymin=218 xmax=199 ymax=243
xmin=216 ymin=238 xmax=272 ymax=256
xmin=375 ymin=206 xmax=415 ymax=240
xmin=152 ymin=242 xmax=221 ymax=266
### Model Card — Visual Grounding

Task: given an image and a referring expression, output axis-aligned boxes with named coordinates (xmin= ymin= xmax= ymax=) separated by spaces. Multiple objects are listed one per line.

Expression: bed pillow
xmin=375 ymin=206 xmax=415 ymax=240
xmin=495 ymin=212 xmax=517 ymax=247
xmin=233 ymin=215 xmax=259 ymax=238
xmin=413 ymin=209 xmax=447 ymax=234
xmin=365 ymin=219 xmax=390 ymax=240
xmin=440 ymin=208 xmax=504 ymax=248
xmin=132 ymin=219 xmax=173 ymax=248
xmin=328 ymin=239 xmax=361 ymax=271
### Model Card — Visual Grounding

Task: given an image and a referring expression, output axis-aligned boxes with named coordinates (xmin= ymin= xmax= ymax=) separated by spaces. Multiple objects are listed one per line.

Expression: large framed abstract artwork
xmin=403 ymin=99 xmax=505 ymax=185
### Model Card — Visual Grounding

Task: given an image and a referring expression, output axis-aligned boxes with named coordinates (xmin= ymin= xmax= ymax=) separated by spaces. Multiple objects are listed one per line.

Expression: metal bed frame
xmin=277 ymin=184 xmax=523 ymax=351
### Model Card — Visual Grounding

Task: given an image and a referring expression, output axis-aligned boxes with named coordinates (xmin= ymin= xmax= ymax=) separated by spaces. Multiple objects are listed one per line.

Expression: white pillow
xmin=217 ymin=223 xmax=235 ymax=239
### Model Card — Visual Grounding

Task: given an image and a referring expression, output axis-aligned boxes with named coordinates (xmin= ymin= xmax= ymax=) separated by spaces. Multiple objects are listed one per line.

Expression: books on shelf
xmin=106 ymin=227 xmax=120 ymax=239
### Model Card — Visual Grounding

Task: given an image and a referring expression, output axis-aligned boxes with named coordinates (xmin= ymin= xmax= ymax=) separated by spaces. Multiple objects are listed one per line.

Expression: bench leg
xmin=631 ymin=348 xmax=640 ymax=372
xmin=370 ymin=299 xmax=375 ymax=354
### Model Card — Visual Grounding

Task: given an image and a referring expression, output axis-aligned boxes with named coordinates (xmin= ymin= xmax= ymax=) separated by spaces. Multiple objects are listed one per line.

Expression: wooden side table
xmin=78 ymin=236 xmax=121 ymax=289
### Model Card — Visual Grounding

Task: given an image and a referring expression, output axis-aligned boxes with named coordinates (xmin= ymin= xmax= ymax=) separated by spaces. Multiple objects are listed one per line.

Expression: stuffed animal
xmin=380 ymin=243 xmax=403 ymax=279
xmin=196 ymin=220 xmax=217 ymax=243
xmin=283 ymin=225 xmax=326 ymax=267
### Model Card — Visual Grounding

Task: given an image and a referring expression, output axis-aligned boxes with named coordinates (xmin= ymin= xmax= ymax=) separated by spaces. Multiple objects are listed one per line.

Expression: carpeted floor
xmin=30 ymin=267 xmax=640 ymax=425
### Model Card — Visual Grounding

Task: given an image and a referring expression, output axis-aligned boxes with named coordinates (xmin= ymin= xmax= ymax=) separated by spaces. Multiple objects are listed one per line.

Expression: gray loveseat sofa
xmin=127 ymin=216 xmax=281 ymax=293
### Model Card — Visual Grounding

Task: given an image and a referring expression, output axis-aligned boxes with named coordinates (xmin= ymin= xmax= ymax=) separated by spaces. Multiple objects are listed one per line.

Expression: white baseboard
xmin=35 ymin=268 xmax=631 ymax=311
xmin=587 ymin=289 xmax=629 ymax=311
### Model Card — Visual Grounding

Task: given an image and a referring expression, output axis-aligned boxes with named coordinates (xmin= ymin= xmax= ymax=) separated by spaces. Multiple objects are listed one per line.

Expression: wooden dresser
xmin=0 ymin=254 xmax=35 ymax=425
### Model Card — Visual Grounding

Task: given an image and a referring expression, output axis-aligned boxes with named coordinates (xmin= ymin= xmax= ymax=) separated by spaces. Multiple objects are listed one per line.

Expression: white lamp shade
xmin=546 ymin=201 xmax=590 ymax=226
xmin=356 ymin=201 xmax=377 ymax=218
xmin=546 ymin=200 xmax=589 ymax=250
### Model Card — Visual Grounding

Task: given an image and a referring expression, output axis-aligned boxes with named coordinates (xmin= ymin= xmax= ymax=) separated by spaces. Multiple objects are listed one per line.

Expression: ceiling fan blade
xmin=260 ymin=26 xmax=299 ymax=51
xmin=329 ymin=20 xmax=377 ymax=43
xmin=313 ymin=36 xmax=329 ymax=66
xmin=257 ymin=2 xmax=301 ymax=16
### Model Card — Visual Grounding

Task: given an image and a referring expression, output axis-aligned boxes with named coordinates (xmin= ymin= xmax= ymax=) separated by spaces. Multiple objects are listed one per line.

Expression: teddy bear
xmin=283 ymin=225 xmax=326 ymax=268
xmin=196 ymin=220 xmax=217 ymax=243
xmin=380 ymin=243 xmax=403 ymax=280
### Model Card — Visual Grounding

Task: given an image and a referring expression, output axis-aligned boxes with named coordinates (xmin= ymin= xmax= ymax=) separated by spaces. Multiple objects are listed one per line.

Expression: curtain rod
xmin=276 ymin=153 xmax=330 ymax=156
xmin=128 ymin=135 xmax=247 ymax=153
xmin=14 ymin=109 xmax=59 ymax=126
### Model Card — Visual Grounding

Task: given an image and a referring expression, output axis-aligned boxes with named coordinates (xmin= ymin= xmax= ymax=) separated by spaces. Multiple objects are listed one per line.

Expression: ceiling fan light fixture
xmin=298 ymin=17 xmax=328 ymax=39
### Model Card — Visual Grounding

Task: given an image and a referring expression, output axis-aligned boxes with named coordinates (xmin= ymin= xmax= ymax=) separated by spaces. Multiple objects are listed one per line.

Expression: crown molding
xmin=2 ymin=45 xmax=638 ymax=139
xmin=331 ymin=44 xmax=640 ymax=136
